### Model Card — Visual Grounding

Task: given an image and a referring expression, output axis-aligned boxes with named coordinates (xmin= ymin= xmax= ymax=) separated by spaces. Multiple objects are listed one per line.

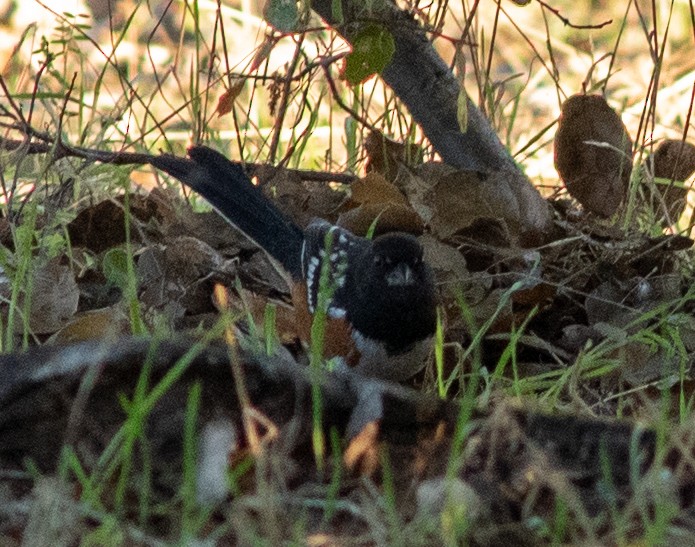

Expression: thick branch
xmin=309 ymin=0 xmax=553 ymax=235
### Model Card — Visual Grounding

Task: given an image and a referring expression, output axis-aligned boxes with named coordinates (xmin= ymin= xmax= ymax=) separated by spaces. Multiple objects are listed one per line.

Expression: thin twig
xmin=536 ymin=0 xmax=612 ymax=29
xmin=322 ymin=65 xmax=378 ymax=132
xmin=268 ymin=34 xmax=305 ymax=164
xmin=0 ymin=136 xmax=357 ymax=184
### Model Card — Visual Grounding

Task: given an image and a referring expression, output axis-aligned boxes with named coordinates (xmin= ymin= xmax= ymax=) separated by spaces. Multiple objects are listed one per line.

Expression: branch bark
xmin=309 ymin=0 xmax=553 ymax=237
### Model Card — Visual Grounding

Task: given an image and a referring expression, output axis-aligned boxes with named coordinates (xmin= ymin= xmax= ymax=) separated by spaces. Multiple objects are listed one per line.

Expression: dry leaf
xmin=424 ymin=169 xmax=509 ymax=239
xmin=337 ymin=202 xmax=425 ymax=236
xmin=585 ymin=275 xmax=680 ymax=329
xmin=138 ymin=236 xmax=236 ymax=317
xmin=25 ymin=258 xmax=79 ymax=334
xmin=233 ymin=288 xmax=299 ymax=345
xmin=652 ymin=139 xmax=695 ymax=182
xmin=408 ymin=163 xmax=551 ymax=243
xmin=365 ymin=130 xmax=423 ymax=180
xmin=554 ymin=94 xmax=633 ymax=217
xmin=585 ymin=281 xmax=639 ymax=328
xmin=254 ymin=166 xmax=313 ymax=227
xmin=351 ymin=171 xmax=408 ymax=206
xmin=339 ymin=166 xmax=425 ymax=235
xmin=242 ymin=250 xmax=290 ymax=294
xmin=558 ymin=324 xmax=602 ymax=353
xmin=304 ymin=181 xmax=347 ymax=220
xmin=406 ymin=163 xmax=551 ymax=243
xmin=68 ymin=194 xmax=160 ymax=253
xmin=216 ymin=81 xmax=245 ymax=117
xmin=168 ymin=210 xmax=252 ymax=254
xmin=419 ymin=234 xmax=468 ymax=285
xmin=47 ymin=306 xmax=129 ymax=344
xmin=511 ymin=281 xmax=556 ymax=309
xmin=644 ymin=139 xmax=695 ymax=223
xmin=618 ymin=339 xmax=691 ymax=387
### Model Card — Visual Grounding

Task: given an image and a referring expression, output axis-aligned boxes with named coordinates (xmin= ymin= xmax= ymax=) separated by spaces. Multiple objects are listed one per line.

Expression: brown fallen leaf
xmin=365 ymin=130 xmax=423 ymax=181
xmin=337 ymin=202 xmax=425 ymax=236
xmin=419 ymin=234 xmax=469 ymax=286
xmin=167 ymin=209 xmax=253 ymax=254
xmin=47 ymin=305 xmax=129 ymax=344
xmin=404 ymin=162 xmax=551 ymax=244
xmin=554 ymin=94 xmax=633 ymax=217
xmin=644 ymin=139 xmax=695 ymax=224
xmin=423 ymin=169 xmax=513 ymax=239
xmin=652 ymin=139 xmax=695 ymax=182
xmin=254 ymin=166 xmax=313 ymax=227
xmin=585 ymin=274 xmax=680 ymax=329
xmin=350 ymin=171 xmax=409 ymax=206
xmin=233 ymin=287 xmax=300 ymax=346
xmin=138 ymin=236 xmax=236 ymax=317
xmin=23 ymin=257 xmax=80 ymax=335
xmin=68 ymin=194 xmax=162 ymax=253
xmin=336 ymin=161 xmax=427 ymax=235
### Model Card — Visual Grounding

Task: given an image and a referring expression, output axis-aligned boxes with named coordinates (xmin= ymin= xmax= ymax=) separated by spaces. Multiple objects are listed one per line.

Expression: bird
xmin=151 ymin=146 xmax=437 ymax=381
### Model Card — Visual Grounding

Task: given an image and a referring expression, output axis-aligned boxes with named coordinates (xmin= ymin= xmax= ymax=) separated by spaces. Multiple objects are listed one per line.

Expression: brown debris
xmin=3 ymin=133 xmax=695 ymax=542
xmin=554 ymin=94 xmax=633 ymax=217
xmin=643 ymin=139 xmax=695 ymax=224
xmin=67 ymin=193 xmax=163 ymax=253
xmin=1 ymin=257 xmax=81 ymax=336
xmin=365 ymin=130 xmax=423 ymax=181
xmin=1 ymin=337 xmax=693 ymax=543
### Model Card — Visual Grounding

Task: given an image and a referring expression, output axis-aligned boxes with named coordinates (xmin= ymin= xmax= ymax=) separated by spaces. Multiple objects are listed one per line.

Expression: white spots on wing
xmin=300 ymin=239 xmax=307 ymax=274
xmin=328 ymin=306 xmax=347 ymax=319
xmin=306 ymin=257 xmax=319 ymax=285
xmin=332 ymin=246 xmax=348 ymax=289
xmin=302 ymin=224 xmax=357 ymax=317
xmin=306 ymin=255 xmax=320 ymax=312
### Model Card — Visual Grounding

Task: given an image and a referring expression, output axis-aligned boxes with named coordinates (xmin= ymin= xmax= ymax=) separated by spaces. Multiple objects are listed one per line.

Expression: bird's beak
xmin=385 ymin=263 xmax=414 ymax=286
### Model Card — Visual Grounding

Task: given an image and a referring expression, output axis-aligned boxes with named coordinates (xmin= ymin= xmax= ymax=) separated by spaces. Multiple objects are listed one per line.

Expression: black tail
xmin=151 ymin=146 xmax=304 ymax=278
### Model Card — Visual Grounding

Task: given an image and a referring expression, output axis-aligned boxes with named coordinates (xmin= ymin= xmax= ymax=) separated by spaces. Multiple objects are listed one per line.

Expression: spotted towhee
xmin=152 ymin=146 xmax=437 ymax=381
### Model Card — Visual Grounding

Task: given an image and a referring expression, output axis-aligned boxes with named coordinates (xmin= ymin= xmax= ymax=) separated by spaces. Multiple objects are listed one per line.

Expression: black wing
xmin=301 ymin=219 xmax=368 ymax=318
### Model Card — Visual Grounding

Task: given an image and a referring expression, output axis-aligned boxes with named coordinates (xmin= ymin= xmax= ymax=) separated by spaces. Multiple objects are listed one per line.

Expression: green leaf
xmin=102 ymin=248 xmax=130 ymax=290
xmin=264 ymin=0 xmax=300 ymax=33
xmin=456 ymin=87 xmax=468 ymax=133
xmin=344 ymin=24 xmax=395 ymax=85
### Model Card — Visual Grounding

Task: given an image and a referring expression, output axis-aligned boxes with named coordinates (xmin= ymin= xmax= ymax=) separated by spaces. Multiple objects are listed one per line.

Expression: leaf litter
xmin=2 ymin=125 xmax=695 ymax=543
